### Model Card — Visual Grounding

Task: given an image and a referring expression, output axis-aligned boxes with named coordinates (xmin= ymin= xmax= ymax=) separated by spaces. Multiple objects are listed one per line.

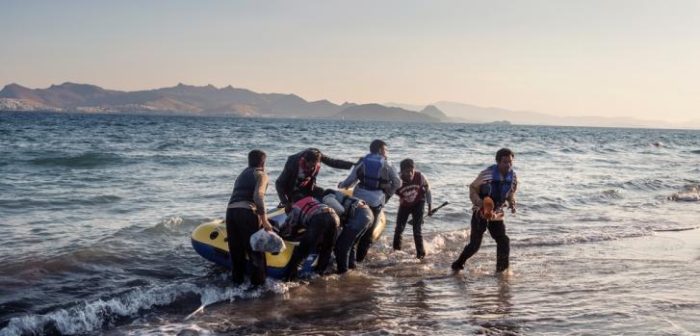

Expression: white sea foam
xmin=0 ymin=280 xmax=294 ymax=336
xmin=670 ymin=185 xmax=700 ymax=202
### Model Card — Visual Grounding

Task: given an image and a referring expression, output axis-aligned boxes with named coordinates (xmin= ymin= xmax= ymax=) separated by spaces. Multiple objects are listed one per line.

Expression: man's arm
xmin=253 ymin=170 xmax=273 ymax=230
xmin=423 ymin=174 xmax=433 ymax=213
xmin=338 ymin=164 xmax=360 ymax=189
xmin=275 ymin=158 xmax=295 ymax=206
xmin=280 ymin=206 xmax=300 ymax=237
xmin=387 ymin=164 xmax=401 ymax=195
xmin=320 ymin=153 xmax=355 ymax=170
xmin=382 ymin=163 xmax=402 ymax=201
xmin=469 ymin=168 xmax=490 ymax=211
xmin=322 ymin=193 xmax=346 ymax=216
xmin=506 ymin=174 xmax=518 ymax=213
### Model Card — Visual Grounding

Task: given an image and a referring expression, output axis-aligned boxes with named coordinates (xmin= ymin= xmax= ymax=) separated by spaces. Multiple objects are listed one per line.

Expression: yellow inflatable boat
xmin=191 ymin=203 xmax=386 ymax=278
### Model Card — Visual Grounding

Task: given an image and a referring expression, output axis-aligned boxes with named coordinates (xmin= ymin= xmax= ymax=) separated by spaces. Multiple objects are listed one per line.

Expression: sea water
xmin=1 ymin=112 xmax=698 ymax=335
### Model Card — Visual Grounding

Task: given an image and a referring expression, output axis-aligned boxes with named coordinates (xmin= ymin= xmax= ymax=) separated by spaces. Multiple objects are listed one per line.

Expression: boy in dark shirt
xmin=393 ymin=159 xmax=432 ymax=259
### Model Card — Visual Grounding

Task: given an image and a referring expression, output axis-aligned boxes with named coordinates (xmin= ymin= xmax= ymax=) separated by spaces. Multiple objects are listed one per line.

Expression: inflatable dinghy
xmin=191 ymin=205 xmax=385 ymax=278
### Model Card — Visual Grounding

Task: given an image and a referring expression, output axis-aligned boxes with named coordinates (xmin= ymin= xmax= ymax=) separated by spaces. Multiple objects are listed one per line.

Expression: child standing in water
xmin=393 ymin=159 xmax=432 ymax=259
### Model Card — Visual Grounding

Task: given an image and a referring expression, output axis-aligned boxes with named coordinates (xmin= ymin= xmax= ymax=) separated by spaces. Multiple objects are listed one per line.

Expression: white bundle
xmin=249 ymin=229 xmax=286 ymax=253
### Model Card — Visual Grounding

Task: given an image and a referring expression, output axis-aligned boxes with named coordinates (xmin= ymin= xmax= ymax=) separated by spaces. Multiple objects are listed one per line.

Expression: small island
xmin=485 ymin=120 xmax=511 ymax=126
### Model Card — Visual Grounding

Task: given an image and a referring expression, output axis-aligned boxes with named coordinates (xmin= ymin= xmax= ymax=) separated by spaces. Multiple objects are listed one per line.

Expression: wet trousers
xmin=334 ymin=206 xmax=373 ymax=273
xmin=226 ymin=207 xmax=266 ymax=286
xmin=453 ymin=211 xmax=510 ymax=272
xmin=285 ymin=212 xmax=338 ymax=280
xmin=393 ymin=201 xmax=426 ymax=258
xmin=355 ymin=205 xmax=383 ymax=263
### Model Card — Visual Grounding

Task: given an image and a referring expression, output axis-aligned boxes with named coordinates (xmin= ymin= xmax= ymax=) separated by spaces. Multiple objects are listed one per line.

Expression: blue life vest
xmin=488 ymin=164 xmax=515 ymax=207
xmin=359 ymin=153 xmax=385 ymax=191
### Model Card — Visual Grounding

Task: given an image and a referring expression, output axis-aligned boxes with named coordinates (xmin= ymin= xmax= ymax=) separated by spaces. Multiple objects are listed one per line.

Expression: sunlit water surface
xmin=1 ymin=112 xmax=699 ymax=335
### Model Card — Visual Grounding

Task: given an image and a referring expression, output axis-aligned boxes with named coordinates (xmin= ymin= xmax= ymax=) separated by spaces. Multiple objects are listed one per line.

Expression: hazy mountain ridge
xmin=431 ymin=101 xmax=694 ymax=128
xmin=384 ymin=101 xmax=698 ymax=128
xmin=420 ymin=105 xmax=448 ymax=120
xmin=0 ymin=82 xmax=437 ymax=122
xmin=336 ymin=104 xmax=439 ymax=122
xmin=2 ymin=83 xmax=697 ymax=128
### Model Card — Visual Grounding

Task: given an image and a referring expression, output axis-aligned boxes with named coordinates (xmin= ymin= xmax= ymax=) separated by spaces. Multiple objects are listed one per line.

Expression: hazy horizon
xmin=2 ymin=0 xmax=699 ymax=124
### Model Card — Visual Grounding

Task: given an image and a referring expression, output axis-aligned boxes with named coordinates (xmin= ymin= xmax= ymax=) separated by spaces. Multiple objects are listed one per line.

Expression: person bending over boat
xmin=322 ymin=189 xmax=374 ymax=274
xmin=226 ymin=150 xmax=273 ymax=286
xmin=338 ymin=139 xmax=401 ymax=264
xmin=280 ymin=194 xmax=340 ymax=281
xmin=275 ymin=148 xmax=355 ymax=210
xmin=452 ymin=148 xmax=518 ymax=273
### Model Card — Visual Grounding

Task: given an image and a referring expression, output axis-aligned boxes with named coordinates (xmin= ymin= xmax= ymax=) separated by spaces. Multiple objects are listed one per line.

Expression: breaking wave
xmin=669 ymin=184 xmax=700 ymax=202
xmin=0 ymin=280 xmax=293 ymax=336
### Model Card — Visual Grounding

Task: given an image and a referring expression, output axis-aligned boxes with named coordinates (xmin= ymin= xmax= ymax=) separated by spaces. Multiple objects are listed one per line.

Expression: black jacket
xmin=275 ymin=148 xmax=354 ymax=205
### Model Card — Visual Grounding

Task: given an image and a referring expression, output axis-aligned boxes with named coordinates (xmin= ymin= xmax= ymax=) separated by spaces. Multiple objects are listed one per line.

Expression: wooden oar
xmin=408 ymin=201 xmax=449 ymax=225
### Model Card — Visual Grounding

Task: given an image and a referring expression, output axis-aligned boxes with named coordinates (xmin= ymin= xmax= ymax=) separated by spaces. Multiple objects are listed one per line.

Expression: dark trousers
xmin=335 ymin=206 xmax=373 ymax=273
xmin=453 ymin=211 xmax=510 ymax=272
xmin=226 ymin=207 xmax=266 ymax=286
xmin=285 ymin=212 xmax=338 ymax=280
xmin=355 ymin=205 xmax=382 ymax=263
xmin=393 ymin=201 xmax=425 ymax=258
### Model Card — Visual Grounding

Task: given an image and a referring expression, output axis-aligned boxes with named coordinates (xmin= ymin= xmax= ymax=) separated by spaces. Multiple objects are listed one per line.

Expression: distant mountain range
xmin=336 ymin=104 xmax=437 ymax=122
xmin=1 ymin=82 xmax=697 ymax=128
xmin=388 ymin=101 xmax=700 ymax=129
xmin=0 ymin=82 xmax=441 ymax=123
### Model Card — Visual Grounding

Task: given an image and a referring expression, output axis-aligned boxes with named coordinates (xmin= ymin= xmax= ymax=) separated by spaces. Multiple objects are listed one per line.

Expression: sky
xmin=1 ymin=0 xmax=699 ymax=123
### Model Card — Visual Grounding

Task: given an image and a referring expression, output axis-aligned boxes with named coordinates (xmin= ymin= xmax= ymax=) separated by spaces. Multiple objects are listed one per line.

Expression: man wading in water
xmin=339 ymin=139 xmax=401 ymax=265
xmin=452 ymin=148 xmax=518 ymax=274
xmin=226 ymin=150 xmax=273 ymax=286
